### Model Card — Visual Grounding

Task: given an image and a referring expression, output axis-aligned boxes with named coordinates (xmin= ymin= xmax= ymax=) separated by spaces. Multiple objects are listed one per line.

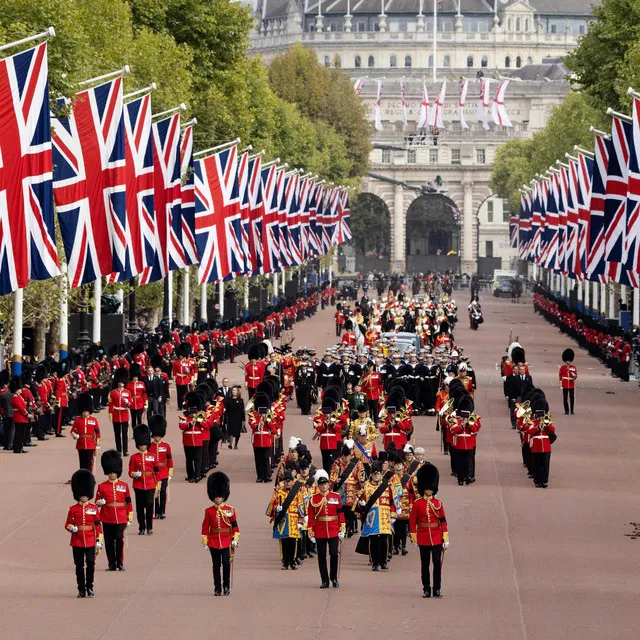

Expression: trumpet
xmin=541 ymin=413 xmax=552 ymax=427
xmin=515 ymin=400 xmax=530 ymax=419
xmin=467 ymin=413 xmax=480 ymax=426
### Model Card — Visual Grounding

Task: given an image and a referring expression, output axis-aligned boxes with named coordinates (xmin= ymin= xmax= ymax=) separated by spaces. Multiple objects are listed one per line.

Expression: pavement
xmin=0 ymin=292 xmax=639 ymax=640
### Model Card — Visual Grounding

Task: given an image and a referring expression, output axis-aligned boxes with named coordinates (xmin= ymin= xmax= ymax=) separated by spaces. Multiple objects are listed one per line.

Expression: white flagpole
xmin=183 ymin=269 xmax=190 ymax=326
xmin=244 ymin=277 xmax=250 ymax=317
xmin=200 ymin=283 xmax=208 ymax=322
xmin=123 ymin=83 xmax=157 ymax=101
xmin=167 ymin=272 xmax=173 ymax=323
xmin=273 ymin=272 xmax=279 ymax=303
xmin=78 ymin=66 xmax=130 ymax=87
xmin=195 ymin=137 xmax=241 ymax=158
xmin=12 ymin=289 xmax=24 ymax=376
xmin=93 ymin=278 xmax=102 ymax=345
xmin=0 ymin=27 xmax=55 ymax=52
xmin=432 ymin=0 xmax=438 ymax=83
xmin=219 ymin=281 xmax=225 ymax=319
xmin=60 ymin=264 xmax=69 ymax=360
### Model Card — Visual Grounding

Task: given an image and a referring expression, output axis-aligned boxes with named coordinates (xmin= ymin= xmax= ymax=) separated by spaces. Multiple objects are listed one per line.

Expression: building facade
xmin=249 ymin=0 xmax=597 ymax=273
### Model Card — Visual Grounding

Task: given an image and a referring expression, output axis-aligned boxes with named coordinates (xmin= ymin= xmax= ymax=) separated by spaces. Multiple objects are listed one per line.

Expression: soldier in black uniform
xmin=317 ymin=352 xmax=337 ymax=390
xmin=400 ymin=353 xmax=423 ymax=414
xmin=196 ymin=343 xmax=213 ymax=385
xmin=294 ymin=358 xmax=316 ymax=415
xmin=420 ymin=352 xmax=441 ymax=415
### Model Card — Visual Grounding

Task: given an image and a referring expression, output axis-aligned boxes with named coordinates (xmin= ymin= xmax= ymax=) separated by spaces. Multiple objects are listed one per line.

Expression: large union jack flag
xmin=180 ymin=124 xmax=198 ymax=267
xmin=575 ymin=152 xmax=594 ymax=281
xmin=623 ymin=97 xmax=640 ymax=287
xmin=0 ymin=42 xmax=59 ymax=295
xmin=308 ymin=182 xmax=323 ymax=257
xmin=237 ymin=150 xmax=252 ymax=275
xmin=278 ymin=173 xmax=293 ymax=269
xmin=261 ymin=164 xmax=281 ymax=274
xmin=518 ymin=190 xmax=532 ymax=261
xmin=285 ymin=173 xmax=303 ymax=266
xmin=53 ymin=77 xmax=126 ymax=288
xmin=246 ymin=155 xmax=264 ymax=275
xmin=586 ymin=135 xmax=610 ymax=282
xmin=540 ymin=176 xmax=559 ymax=269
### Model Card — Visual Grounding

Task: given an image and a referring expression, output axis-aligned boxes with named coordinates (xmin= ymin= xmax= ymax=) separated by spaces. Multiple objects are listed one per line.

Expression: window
xmin=503 ymin=207 xmax=510 ymax=223
xmin=505 ymin=56 xmax=511 ymax=68
xmin=487 ymin=201 xmax=494 ymax=223
xmin=443 ymin=55 xmax=451 ymax=68
xmin=466 ymin=55 xmax=474 ymax=68
xmin=507 ymin=18 xmax=512 ymax=31
xmin=357 ymin=21 xmax=366 ymax=32
xmin=330 ymin=22 xmax=337 ymax=32
xmin=407 ymin=149 xmax=416 ymax=164
xmin=355 ymin=55 xmax=361 ymax=68
xmin=579 ymin=24 xmax=585 ymax=35
xmin=485 ymin=241 xmax=494 ymax=258
xmin=404 ymin=55 xmax=412 ymax=68
xmin=525 ymin=18 xmax=530 ymax=32
xmin=527 ymin=56 xmax=533 ymax=65
xmin=374 ymin=21 xmax=380 ymax=31
xmin=481 ymin=55 xmax=488 ymax=68
xmin=550 ymin=24 xmax=557 ymax=34
xmin=335 ymin=55 xmax=342 ymax=68
xmin=381 ymin=149 xmax=391 ymax=164
xmin=368 ymin=55 xmax=375 ymax=68
xmin=429 ymin=148 xmax=439 ymax=164
xmin=428 ymin=55 xmax=434 ymax=68
xmin=477 ymin=148 xmax=486 ymax=164
xmin=516 ymin=56 xmax=522 ymax=68
xmin=390 ymin=55 xmax=397 ymax=68
xmin=516 ymin=17 xmax=521 ymax=32
xmin=399 ymin=21 xmax=408 ymax=32
xmin=451 ymin=149 xmax=461 ymax=165
xmin=324 ymin=56 xmax=330 ymax=67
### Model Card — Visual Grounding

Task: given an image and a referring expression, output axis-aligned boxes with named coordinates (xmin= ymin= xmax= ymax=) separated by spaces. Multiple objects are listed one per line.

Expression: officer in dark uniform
xmin=196 ymin=342 xmax=213 ymax=384
xmin=294 ymin=357 xmax=316 ymax=415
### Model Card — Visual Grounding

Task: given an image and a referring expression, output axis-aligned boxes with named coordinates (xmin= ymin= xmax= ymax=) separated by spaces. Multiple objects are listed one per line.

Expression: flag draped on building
xmin=492 ymin=79 xmax=512 ymax=127
xmin=418 ymin=80 xmax=430 ymax=130
xmin=477 ymin=78 xmax=490 ymax=130
xmin=0 ymin=42 xmax=59 ymax=295
xmin=374 ymin=79 xmax=383 ymax=132
xmin=428 ymin=80 xmax=446 ymax=129
xmin=53 ymin=76 xmax=125 ymax=288
xmin=458 ymin=78 xmax=469 ymax=130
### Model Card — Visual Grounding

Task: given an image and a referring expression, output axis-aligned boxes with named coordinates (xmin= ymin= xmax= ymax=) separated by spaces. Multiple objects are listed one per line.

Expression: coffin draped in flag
xmin=604 ymin=116 xmax=631 ymax=285
xmin=180 ymin=124 xmax=198 ymax=266
xmin=586 ymin=134 xmax=610 ymax=283
xmin=140 ymin=112 xmax=184 ymax=283
xmin=0 ymin=42 xmax=59 ymax=295
xmin=261 ymin=164 xmax=281 ymax=274
xmin=53 ymin=76 xmax=126 ymax=288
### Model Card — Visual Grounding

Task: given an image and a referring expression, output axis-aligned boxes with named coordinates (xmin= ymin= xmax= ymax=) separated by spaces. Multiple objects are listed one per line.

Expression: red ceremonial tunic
xmin=96 ymin=480 xmax=132 ymax=525
xmin=65 ymin=503 xmax=103 ymax=548
xmin=307 ymin=491 xmax=345 ymax=538
xmin=201 ymin=504 xmax=240 ymax=549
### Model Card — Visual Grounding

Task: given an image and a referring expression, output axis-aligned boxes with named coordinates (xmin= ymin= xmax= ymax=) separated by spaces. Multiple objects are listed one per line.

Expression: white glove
xmin=96 ymin=541 xmax=103 ymax=550
xmin=72 ymin=433 xmax=80 ymax=440
xmin=443 ymin=540 xmax=450 ymax=550
xmin=502 ymin=376 xmax=507 ymax=382
xmin=231 ymin=540 xmax=238 ymax=549
xmin=96 ymin=499 xmax=106 ymax=507
xmin=298 ymin=523 xmax=303 ymax=529
xmin=275 ymin=505 xmax=283 ymax=513
xmin=396 ymin=509 xmax=402 ymax=517
xmin=309 ymin=537 xmax=316 ymax=544
xmin=277 ymin=429 xmax=281 ymax=436
xmin=71 ymin=525 xmax=78 ymax=533
xmin=359 ymin=500 xmax=366 ymax=507
xmin=304 ymin=516 xmax=308 ymax=526
xmin=134 ymin=471 xmax=142 ymax=478
xmin=338 ymin=532 xmax=345 ymax=540
xmin=168 ymin=475 xmax=172 ymax=482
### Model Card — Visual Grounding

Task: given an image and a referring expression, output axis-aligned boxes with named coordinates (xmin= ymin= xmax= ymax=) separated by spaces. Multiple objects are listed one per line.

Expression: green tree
xmin=350 ymin=194 xmax=391 ymax=256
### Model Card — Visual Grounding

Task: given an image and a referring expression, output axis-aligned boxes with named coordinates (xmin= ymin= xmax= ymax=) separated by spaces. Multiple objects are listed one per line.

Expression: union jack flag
xmin=53 ymin=76 xmax=126 ymax=288
xmin=518 ymin=191 xmax=532 ymax=261
xmin=180 ymin=124 xmax=198 ymax=266
xmin=261 ymin=164 xmax=281 ymax=274
xmin=0 ymin=42 xmax=59 ymax=295
xmin=298 ymin=177 xmax=311 ymax=262
xmin=509 ymin=214 xmax=519 ymax=250
xmin=247 ymin=156 xmax=264 ymax=275
xmin=586 ymin=134 xmax=610 ymax=283
xmin=140 ymin=113 xmax=184 ymax=284
xmin=555 ymin=165 xmax=569 ymax=273
xmin=337 ymin=189 xmax=352 ymax=244
xmin=286 ymin=173 xmax=303 ymax=266
xmin=278 ymin=173 xmax=293 ymax=268
xmin=604 ymin=116 xmax=631 ymax=284
xmin=540 ymin=175 xmax=559 ymax=269
xmin=563 ymin=160 xmax=580 ymax=277
xmin=575 ymin=152 xmax=594 ymax=281
xmin=237 ymin=149 xmax=252 ymax=274
xmin=194 ymin=153 xmax=221 ymax=284
xmin=622 ymin=97 xmax=640 ymax=287
xmin=529 ymin=182 xmax=543 ymax=264
xmin=308 ymin=182 xmax=323 ymax=257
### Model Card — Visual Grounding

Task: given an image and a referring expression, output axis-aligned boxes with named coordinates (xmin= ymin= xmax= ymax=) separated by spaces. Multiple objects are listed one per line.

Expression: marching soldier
xmin=149 ymin=415 xmax=173 ymax=518
xmin=559 ymin=348 xmax=578 ymax=415
xmin=65 ymin=469 xmax=103 ymax=598
xmin=179 ymin=392 xmax=209 ymax=483
xmin=448 ymin=393 xmax=481 ymax=486
xmin=313 ymin=397 xmax=342 ymax=472
xmin=202 ymin=472 xmax=239 ymax=596
xmin=409 ymin=463 xmax=448 ymax=598
xmin=108 ymin=368 xmax=131 ymax=456
xmin=248 ymin=392 xmax=277 ymax=483
xmin=70 ymin=393 xmax=100 ymax=472
xmin=196 ymin=342 xmax=214 ymax=384
xmin=266 ymin=471 xmax=305 ymax=570
xmin=172 ymin=344 xmax=192 ymax=409
xmin=307 ymin=469 xmax=346 ymax=588
xmin=95 ymin=450 xmax=132 ymax=571
xmin=335 ymin=307 xmax=345 ymax=336
xmin=126 ymin=364 xmax=147 ymax=430
xmin=128 ymin=425 xmax=159 ymax=535
xmin=294 ymin=357 xmax=315 ymax=415
xmin=330 ymin=443 xmax=365 ymax=537
xmin=245 ymin=345 xmax=266 ymax=399
xmin=527 ymin=398 xmax=556 ymax=488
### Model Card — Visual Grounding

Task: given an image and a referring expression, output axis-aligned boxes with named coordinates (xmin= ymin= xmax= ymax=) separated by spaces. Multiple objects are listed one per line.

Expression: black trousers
xmin=532 ymin=452 xmax=551 ymax=485
xmin=155 ymin=478 xmax=168 ymax=516
xmin=316 ymin=537 xmax=339 ymax=582
xmin=78 ymin=449 xmax=94 ymax=471
xmin=209 ymin=547 xmax=231 ymax=591
xmin=368 ymin=399 xmax=378 ymax=423
xmin=130 ymin=408 xmax=143 ymax=430
xmin=37 ymin=413 xmax=49 ymax=439
xmin=321 ymin=449 xmax=337 ymax=473
xmin=562 ymin=388 xmax=575 ymax=414
xmin=54 ymin=406 xmax=64 ymax=435
xmin=133 ymin=488 xmax=154 ymax=531
xmin=453 ymin=448 xmax=473 ymax=483
xmin=102 ymin=522 xmax=126 ymax=568
xmin=176 ymin=385 xmax=188 ymax=409
xmin=280 ymin=538 xmax=297 ymax=567
xmin=184 ymin=445 xmax=202 ymax=481
xmin=90 ymin=388 xmax=101 ymax=410
xmin=522 ymin=441 xmax=532 ymax=473
xmin=12 ymin=421 xmax=25 ymax=452
xmin=201 ymin=439 xmax=210 ymax=472
xmin=344 ymin=509 xmax=357 ymax=535
xmin=368 ymin=534 xmax=387 ymax=567
xmin=113 ymin=422 xmax=129 ymax=455
xmin=209 ymin=437 xmax=218 ymax=467
xmin=72 ymin=546 xmax=95 ymax=592
xmin=393 ymin=518 xmax=408 ymax=551
xmin=253 ymin=447 xmax=270 ymax=482
xmin=335 ymin=324 xmax=342 ymax=336
xmin=419 ymin=544 xmax=442 ymax=591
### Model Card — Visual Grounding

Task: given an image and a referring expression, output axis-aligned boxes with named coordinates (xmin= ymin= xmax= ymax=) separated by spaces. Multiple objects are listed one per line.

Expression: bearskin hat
xmin=323 ymin=386 xmax=343 ymax=404
xmin=195 ymin=383 xmax=213 ymax=402
xmin=71 ymin=469 xmax=96 ymax=501
xmin=76 ymin=392 xmax=93 ymax=414
xmin=248 ymin=344 xmax=261 ymax=361
xmin=256 ymin=381 xmax=274 ymax=402
xmin=385 ymin=392 xmax=403 ymax=411
xmin=344 ymin=319 xmax=353 ymax=331
xmin=175 ymin=342 xmax=190 ymax=358
xmin=562 ymin=348 xmax=575 ymax=362
xmin=9 ymin=375 xmax=22 ymax=393
xmin=511 ymin=346 xmax=526 ymax=365
xmin=34 ymin=364 xmax=47 ymax=383
xmin=133 ymin=424 xmax=151 ymax=449
xmin=253 ymin=391 xmax=271 ymax=411
xmin=207 ymin=471 xmax=230 ymax=502
xmin=531 ymin=396 xmax=549 ymax=415
xmin=416 ymin=463 xmax=439 ymax=497
xmin=184 ymin=391 xmax=205 ymax=414
xmin=448 ymin=379 xmax=466 ymax=400
xmin=0 ymin=369 xmax=11 ymax=388
xmin=21 ymin=368 xmax=33 ymax=385
xmin=113 ymin=367 xmax=129 ymax=388
xmin=370 ymin=462 xmax=382 ymax=474
xmin=456 ymin=393 xmax=475 ymax=416
xmin=377 ymin=451 xmax=388 ymax=464
xmin=321 ymin=396 xmax=337 ymax=413
xmin=101 ymin=449 xmax=123 ymax=477
xmin=439 ymin=320 xmax=449 ymax=334
xmin=150 ymin=354 xmax=164 ymax=370
xmin=204 ymin=379 xmax=218 ymax=396
xmin=257 ymin=342 xmax=269 ymax=359
xmin=149 ymin=414 xmax=167 ymax=438
xmin=129 ymin=363 xmax=142 ymax=380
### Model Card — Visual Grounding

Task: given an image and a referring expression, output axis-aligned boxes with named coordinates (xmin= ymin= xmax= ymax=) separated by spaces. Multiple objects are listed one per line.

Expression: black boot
xmin=423 ymin=588 xmax=431 ymax=598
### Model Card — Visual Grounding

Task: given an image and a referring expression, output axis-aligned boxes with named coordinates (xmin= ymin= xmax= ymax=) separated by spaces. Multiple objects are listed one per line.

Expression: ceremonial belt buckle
xmin=317 ymin=516 xmax=339 ymax=522
xmin=418 ymin=522 xmax=439 ymax=528
xmin=76 ymin=525 xmax=93 ymax=531
xmin=208 ymin=528 xmax=232 ymax=534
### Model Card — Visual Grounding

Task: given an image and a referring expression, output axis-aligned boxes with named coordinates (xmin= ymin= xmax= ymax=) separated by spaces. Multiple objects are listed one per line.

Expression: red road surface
xmin=1 ymin=293 xmax=639 ymax=639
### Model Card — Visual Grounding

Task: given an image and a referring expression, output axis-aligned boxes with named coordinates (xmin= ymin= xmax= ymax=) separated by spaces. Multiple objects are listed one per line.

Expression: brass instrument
xmin=445 ymin=413 xmax=458 ymax=426
xmin=467 ymin=413 xmax=480 ymax=426
xmin=515 ymin=400 xmax=530 ymax=419
xmin=439 ymin=397 xmax=455 ymax=415
xmin=541 ymin=413 xmax=552 ymax=428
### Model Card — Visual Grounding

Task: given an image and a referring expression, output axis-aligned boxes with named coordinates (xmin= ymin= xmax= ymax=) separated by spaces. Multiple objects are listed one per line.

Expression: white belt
xmin=532 ymin=435 xmax=549 ymax=440
xmin=320 ymin=433 xmax=336 ymax=437
xmin=255 ymin=431 xmax=270 ymax=435
xmin=184 ymin=431 xmax=200 ymax=435
xmin=456 ymin=433 xmax=472 ymax=437
xmin=386 ymin=431 xmax=401 ymax=437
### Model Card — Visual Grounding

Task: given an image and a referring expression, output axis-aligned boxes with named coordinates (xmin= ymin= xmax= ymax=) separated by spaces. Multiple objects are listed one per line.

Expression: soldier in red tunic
xmin=334 ymin=308 xmax=345 ymax=336
xmin=128 ymin=425 xmax=158 ymax=535
xmin=201 ymin=472 xmax=240 ymax=596
xmin=126 ymin=363 xmax=148 ymax=430
xmin=149 ymin=415 xmax=173 ymax=518
xmin=65 ymin=469 xmax=103 ymax=598
xmin=70 ymin=393 xmax=100 ymax=471
xmin=108 ymin=368 xmax=131 ymax=456
xmin=308 ymin=469 xmax=346 ymax=588
xmin=409 ymin=463 xmax=448 ymax=598
xmin=96 ymin=450 xmax=132 ymax=571
xmin=559 ymin=348 xmax=578 ymax=415
xmin=244 ymin=345 xmax=266 ymax=399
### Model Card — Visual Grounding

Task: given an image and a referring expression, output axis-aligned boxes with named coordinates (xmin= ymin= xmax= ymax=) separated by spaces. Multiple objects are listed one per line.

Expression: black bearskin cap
xmin=511 ymin=346 xmax=526 ymax=364
xmin=134 ymin=424 xmax=151 ymax=449
xmin=9 ymin=375 xmax=22 ymax=393
xmin=101 ymin=449 xmax=123 ymax=477
xmin=207 ymin=471 xmax=230 ymax=501
xmin=150 ymin=354 xmax=164 ymax=369
xmin=113 ymin=367 xmax=129 ymax=387
xmin=253 ymin=391 xmax=271 ymax=411
xmin=456 ymin=394 xmax=474 ymax=415
xmin=256 ymin=381 xmax=274 ymax=402
xmin=562 ymin=348 xmax=575 ymax=362
xmin=416 ymin=463 xmax=439 ymax=497
xmin=321 ymin=396 xmax=337 ymax=412
xmin=76 ymin=392 xmax=93 ymax=414
xmin=129 ymin=363 xmax=142 ymax=380
xmin=71 ymin=469 xmax=96 ymax=501
xmin=184 ymin=391 xmax=205 ymax=414
xmin=248 ymin=344 xmax=261 ymax=361
xmin=175 ymin=343 xmax=190 ymax=358
xmin=149 ymin=414 xmax=167 ymax=438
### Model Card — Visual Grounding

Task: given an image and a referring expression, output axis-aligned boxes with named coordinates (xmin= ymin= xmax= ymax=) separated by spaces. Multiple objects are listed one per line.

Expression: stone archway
xmin=349 ymin=192 xmax=391 ymax=272
xmin=405 ymin=193 xmax=461 ymax=274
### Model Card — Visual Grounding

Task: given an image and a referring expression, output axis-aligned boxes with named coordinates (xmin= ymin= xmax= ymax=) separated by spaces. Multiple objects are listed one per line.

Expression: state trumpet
xmin=467 ymin=413 xmax=480 ymax=426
